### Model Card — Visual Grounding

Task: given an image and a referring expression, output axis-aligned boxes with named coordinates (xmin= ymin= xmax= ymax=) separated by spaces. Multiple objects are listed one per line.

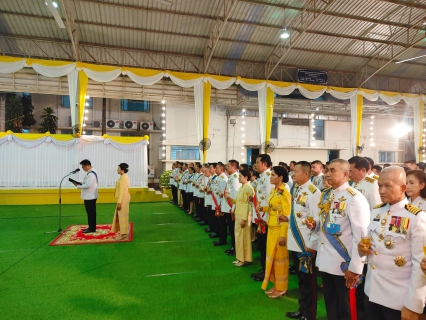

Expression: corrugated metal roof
xmin=1 ymin=0 xmax=426 ymax=89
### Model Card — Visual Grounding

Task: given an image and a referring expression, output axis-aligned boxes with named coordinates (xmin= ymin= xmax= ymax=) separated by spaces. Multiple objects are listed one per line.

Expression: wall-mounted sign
xmin=297 ymin=69 xmax=328 ymax=85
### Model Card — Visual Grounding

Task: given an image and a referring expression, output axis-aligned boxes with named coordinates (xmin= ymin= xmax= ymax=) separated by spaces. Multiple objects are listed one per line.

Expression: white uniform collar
xmin=411 ymin=195 xmax=424 ymax=204
xmin=354 ymin=173 xmax=368 ymax=185
xmin=261 ymin=168 xmax=271 ymax=177
xmin=299 ymin=180 xmax=312 ymax=189
xmin=332 ymin=181 xmax=350 ymax=194
xmin=389 ymin=197 xmax=408 ymax=210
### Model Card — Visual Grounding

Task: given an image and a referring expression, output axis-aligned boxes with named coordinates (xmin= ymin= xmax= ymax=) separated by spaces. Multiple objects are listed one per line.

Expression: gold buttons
xmin=374 ymin=252 xmax=378 ymax=255
xmin=321 ymin=241 xmax=324 ymax=244
xmin=372 ymin=265 xmax=376 ymax=269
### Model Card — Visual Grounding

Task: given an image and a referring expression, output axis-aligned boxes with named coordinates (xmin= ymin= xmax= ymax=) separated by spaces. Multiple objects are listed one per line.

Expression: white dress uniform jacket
xmin=220 ymin=171 xmax=241 ymax=213
xmin=308 ymin=182 xmax=370 ymax=276
xmin=311 ymin=173 xmax=324 ymax=191
xmin=204 ymin=174 xmax=217 ymax=208
xmin=77 ymin=169 xmax=98 ymax=200
xmin=352 ymin=174 xmax=381 ymax=212
xmin=213 ymin=173 xmax=228 ymax=207
xmin=172 ymin=167 xmax=180 ymax=186
xmin=179 ymin=170 xmax=189 ymax=191
xmin=287 ymin=181 xmax=321 ymax=252
xmin=365 ymin=199 xmax=426 ymax=313
xmin=252 ymin=169 xmax=274 ymax=223
xmin=409 ymin=196 xmax=426 ymax=211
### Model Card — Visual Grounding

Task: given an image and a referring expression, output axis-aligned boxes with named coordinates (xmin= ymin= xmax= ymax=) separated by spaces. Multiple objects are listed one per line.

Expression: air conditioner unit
xmin=140 ymin=122 xmax=154 ymax=131
xmin=106 ymin=119 xmax=120 ymax=129
xmin=148 ymin=165 xmax=155 ymax=178
xmin=123 ymin=120 xmax=138 ymax=130
xmin=93 ymin=121 xmax=101 ymax=128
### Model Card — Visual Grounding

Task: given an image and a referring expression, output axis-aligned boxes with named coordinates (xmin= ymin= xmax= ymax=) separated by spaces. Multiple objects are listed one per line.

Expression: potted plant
xmin=38 ymin=107 xmax=58 ymax=134
xmin=160 ymin=170 xmax=172 ymax=194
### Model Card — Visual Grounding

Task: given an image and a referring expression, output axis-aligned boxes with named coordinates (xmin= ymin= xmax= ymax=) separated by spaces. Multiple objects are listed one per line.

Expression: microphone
xmin=70 ymin=168 xmax=80 ymax=174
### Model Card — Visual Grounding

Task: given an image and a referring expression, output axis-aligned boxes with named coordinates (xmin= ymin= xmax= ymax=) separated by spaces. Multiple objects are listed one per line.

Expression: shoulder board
xmin=373 ymin=203 xmax=387 ymax=209
xmin=365 ymin=177 xmax=375 ymax=183
xmin=405 ymin=204 xmax=422 ymax=215
xmin=373 ymin=175 xmax=379 ymax=180
xmin=308 ymin=185 xmax=317 ymax=194
xmin=234 ymin=173 xmax=237 ymax=178
xmin=266 ymin=171 xmax=271 ymax=176
xmin=346 ymin=187 xmax=357 ymax=197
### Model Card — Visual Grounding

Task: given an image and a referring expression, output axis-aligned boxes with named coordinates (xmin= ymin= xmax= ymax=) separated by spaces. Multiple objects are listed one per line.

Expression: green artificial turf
xmin=0 ymin=202 xmax=327 ymax=320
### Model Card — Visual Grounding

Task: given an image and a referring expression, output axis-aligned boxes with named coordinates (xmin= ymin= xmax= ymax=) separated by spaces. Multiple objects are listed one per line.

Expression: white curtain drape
xmin=258 ymin=87 xmax=267 ymax=147
xmin=67 ymin=69 xmax=79 ymax=127
xmin=207 ymin=76 xmax=236 ymax=90
xmin=0 ymin=59 xmax=26 ymax=73
xmin=236 ymin=78 xmax=266 ymax=91
xmin=0 ymin=136 xmax=148 ymax=187
xmin=167 ymin=74 xmax=204 ymax=88
xmin=31 ymin=62 xmax=76 ymax=77
xmin=194 ymin=82 xmax=204 ymax=144
xmin=81 ymin=67 xmax=122 ymax=83
xmin=327 ymin=88 xmax=358 ymax=100
xmin=267 ymin=83 xmax=297 ymax=96
xmin=125 ymin=70 xmax=165 ymax=86
xmin=413 ymin=102 xmax=421 ymax=161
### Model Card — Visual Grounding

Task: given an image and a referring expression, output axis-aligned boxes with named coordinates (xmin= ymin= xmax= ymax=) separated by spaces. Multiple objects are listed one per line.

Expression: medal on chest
xmin=296 ymin=192 xmax=308 ymax=207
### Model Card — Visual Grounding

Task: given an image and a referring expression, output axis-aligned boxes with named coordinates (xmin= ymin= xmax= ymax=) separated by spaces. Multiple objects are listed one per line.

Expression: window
xmin=120 ymin=132 xmax=146 ymax=137
xmin=171 ymin=146 xmax=200 ymax=160
xmin=313 ymin=120 xmax=324 ymax=140
xmin=270 ymin=117 xmax=278 ymax=139
xmin=61 ymin=95 xmax=93 ymax=109
xmin=121 ymin=99 xmax=150 ymax=112
xmin=379 ymin=151 xmax=396 ymax=163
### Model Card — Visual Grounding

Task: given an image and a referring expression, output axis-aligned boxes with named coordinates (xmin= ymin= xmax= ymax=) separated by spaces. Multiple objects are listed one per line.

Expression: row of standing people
xmin=169 ymin=156 xmax=426 ymax=320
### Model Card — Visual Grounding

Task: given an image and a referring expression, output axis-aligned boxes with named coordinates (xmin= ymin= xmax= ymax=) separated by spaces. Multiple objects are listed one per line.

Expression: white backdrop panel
xmin=0 ymin=140 xmax=147 ymax=188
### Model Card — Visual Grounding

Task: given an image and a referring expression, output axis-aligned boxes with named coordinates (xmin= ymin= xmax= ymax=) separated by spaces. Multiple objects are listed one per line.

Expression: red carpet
xmin=50 ymin=223 xmax=133 ymax=246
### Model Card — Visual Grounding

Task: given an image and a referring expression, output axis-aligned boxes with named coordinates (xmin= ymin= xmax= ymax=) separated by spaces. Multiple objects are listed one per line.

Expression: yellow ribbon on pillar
xmin=203 ymin=82 xmax=211 ymax=163
xmin=265 ymin=87 xmax=274 ymax=153
xmin=419 ymin=100 xmax=424 ymax=162
xmin=78 ymin=70 xmax=88 ymax=133
xmin=356 ymin=94 xmax=363 ymax=156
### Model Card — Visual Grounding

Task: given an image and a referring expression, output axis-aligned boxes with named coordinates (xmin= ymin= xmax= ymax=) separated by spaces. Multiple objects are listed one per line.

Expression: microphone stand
xmin=44 ymin=171 xmax=76 ymax=234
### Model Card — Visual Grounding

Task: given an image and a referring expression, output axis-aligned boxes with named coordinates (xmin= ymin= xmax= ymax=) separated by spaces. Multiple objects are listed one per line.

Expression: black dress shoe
xmin=204 ymin=228 xmax=212 ymax=233
xmin=213 ymin=241 xmax=226 ymax=246
xmin=82 ymin=229 xmax=96 ymax=233
xmin=208 ymin=233 xmax=218 ymax=238
xmin=285 ymin=311 xmax=303 ymax=319
xmin=224 ymin=247 xmax=234 ymax=253
xmin=226 ymin=249 xmax=235 ymax=256
xmin=252 ymin=272 xmax=265 ymax=281
xmin=250 ymin=268 xmax=264 ymax=278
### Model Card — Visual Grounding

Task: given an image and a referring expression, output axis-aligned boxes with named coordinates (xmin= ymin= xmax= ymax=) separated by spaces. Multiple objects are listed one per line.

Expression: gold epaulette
xmin=373 ymin=203 xmax=386 ymax=209
xmin=233 ymin=173 xmax=237 ymax=178
xmin=266 ymin=171 xmax=271 ymax=176
xmin=373 ymin=175 xmax=379 ymax=180
xmin=365 ymin=177 xmax=375 ymax=183
xmin=308 ymin=185 xmax=317 ymax=194
xmin=346 ymin=187 xmax=357 ymax=197
xmin=405 ymin=204 xmax=422 ymax=215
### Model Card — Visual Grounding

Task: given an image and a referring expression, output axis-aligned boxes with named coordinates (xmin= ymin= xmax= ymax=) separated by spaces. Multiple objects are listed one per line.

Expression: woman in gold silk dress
xmin=112 ymin=163 xmax=131 ymax=239
xmin=258 ymin=166 xmax=291 ymax=298
xmin=231 ymin=168 xmax=254 ymax=267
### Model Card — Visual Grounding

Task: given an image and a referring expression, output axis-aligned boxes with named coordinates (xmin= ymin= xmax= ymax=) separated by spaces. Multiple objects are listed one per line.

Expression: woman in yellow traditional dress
xmin=258 ymin=165 xmax=291 ymax=298
xmin=231 ymin=168 xmax=254 ymax=267
xmin=112 ymin=163 xmax=131 ymax=239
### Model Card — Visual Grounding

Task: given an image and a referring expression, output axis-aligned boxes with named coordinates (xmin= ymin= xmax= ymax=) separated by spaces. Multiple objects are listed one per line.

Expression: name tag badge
xmin=326 ymin=223 xmax=341 ymax=235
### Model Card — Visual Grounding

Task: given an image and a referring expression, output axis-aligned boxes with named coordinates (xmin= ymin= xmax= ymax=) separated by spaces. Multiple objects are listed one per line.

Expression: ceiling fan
xmin=45 ymin=0 xmax=65 ymax=29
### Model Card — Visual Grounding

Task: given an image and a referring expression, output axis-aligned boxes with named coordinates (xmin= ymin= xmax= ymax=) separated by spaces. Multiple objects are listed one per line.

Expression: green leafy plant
xmin=5 ymin=93 xmax=24 ymax=132
xmin=160 ymin=170 xmax=172 ymax=189
xmin=21 ymin=94 xmax=37 ymax=128
xmin=38 ymin=107 xmax=58 ymax=134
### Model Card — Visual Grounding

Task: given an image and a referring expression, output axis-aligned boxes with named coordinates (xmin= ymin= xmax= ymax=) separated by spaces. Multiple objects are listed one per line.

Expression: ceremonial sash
xmin=290 ymin=186 xmax=312 ymax=274
xmin=319 ymin=188 xmax=361 ymax=320
xmin=224 ymin=189 xmax=234 ymax=215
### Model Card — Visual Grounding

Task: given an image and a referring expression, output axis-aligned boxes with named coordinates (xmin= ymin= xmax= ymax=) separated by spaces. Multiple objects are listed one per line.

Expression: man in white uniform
xmin=358 ymin=166 xmax=426 ymax=320
xmin=285 ymin=161 xmax=321 ymax=320
xmin=311 ymin=160 xmax=324 ymax=191
xmin=307 ymin=159 xmax=370 ymax=320
xmin=72 ymin=159 xmax=98 ymax=233
xmin=212 ymin=163 xmax=228 ymax=246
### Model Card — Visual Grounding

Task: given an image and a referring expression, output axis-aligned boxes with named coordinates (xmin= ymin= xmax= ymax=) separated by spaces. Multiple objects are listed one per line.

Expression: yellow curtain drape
xmin=203 ymin=82 xmax=211 ymax=163
xmin=419 ymin=101 xmax=425 ymax=162
xmin=78 ymin=70 xmax=89 ymax=133
xmin=356 ymin=94 xmax=363 ymax=156
xmin=265 ymin=87 xmax=274 ymax=153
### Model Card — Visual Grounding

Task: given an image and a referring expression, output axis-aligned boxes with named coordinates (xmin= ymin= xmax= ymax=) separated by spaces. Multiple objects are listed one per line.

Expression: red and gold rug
xmin=50 ymin=223 xmax=133 ymax=246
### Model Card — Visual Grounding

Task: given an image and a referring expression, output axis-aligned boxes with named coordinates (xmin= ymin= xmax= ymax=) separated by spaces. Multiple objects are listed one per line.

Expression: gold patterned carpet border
xmin=50 ymin=223 xmax=133 ymax=246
